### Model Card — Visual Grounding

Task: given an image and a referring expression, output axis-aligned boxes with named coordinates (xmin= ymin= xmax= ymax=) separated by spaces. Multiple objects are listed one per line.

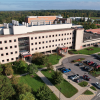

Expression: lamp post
xmin=59 ymin=88 xmax=61 ymax=100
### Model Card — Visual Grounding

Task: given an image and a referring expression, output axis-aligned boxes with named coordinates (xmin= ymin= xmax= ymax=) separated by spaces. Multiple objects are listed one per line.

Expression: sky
xmin=0 ymin=0 xmax=100 ymax=11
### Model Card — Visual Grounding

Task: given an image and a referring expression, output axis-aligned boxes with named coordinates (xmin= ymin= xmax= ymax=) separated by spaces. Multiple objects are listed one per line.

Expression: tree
xmin=4 ymin=64 xmax=13 ymax=76
xmin=0 ymin=75 xmax=15 ymax=100
xmin=47 ymin=63 xmax=53 ymax=70
xmin=36 ymin=85 xmax=51 ymax=100
xmin=10 ymin=75 xmax=19 ymax=85
xmin=52 ymin=70 xmax=63 ymax=84
xmin=19 ymin=92 xmax=35 ymax=100
xmin=16 ymin=83 xmax=31 ymax=95
xmin=0 ymin=64 xmax=3 ymax=75
xmin=28 ymin=64 xmax=38 ymax=74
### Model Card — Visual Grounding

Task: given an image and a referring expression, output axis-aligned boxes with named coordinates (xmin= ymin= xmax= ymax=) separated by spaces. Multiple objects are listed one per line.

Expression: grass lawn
xmin=36 ymin=54 xmax=62 ymax=68
xmin=69 ymin=47 xmax=100 ymax=55
xmin=90 ymin=17 xmax=100 ymax=20
xmin=90 ymin=86 xmax=96 ymax=91
xmin=19 ymin=74 xmax=59 ymax=100
xmin=89 ymin=71 xmax=100 ymax=77
xmin=78 ymin=81 xmax=88 ymax=87
xmin=83 ymin=90 xmax=93 ymax=95
xmin=41 ymin=69 xmax=78 ymax=98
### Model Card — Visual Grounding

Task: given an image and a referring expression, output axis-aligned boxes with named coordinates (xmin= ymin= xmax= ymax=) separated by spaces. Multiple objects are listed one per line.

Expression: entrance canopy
xmin=21 ymin=52 xmax=32 ymax=58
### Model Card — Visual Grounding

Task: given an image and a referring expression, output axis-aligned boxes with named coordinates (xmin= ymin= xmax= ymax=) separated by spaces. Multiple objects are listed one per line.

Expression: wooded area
xmin=0 ymin=10 xmax=100 ymax=24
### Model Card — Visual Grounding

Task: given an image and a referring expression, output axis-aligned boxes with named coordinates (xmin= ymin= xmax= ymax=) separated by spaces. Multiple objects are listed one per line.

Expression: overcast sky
xmin=0 ymin=0 xmax=100 ymax=11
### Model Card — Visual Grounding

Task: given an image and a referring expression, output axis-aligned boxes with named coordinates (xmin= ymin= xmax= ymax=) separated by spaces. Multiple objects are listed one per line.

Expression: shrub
xmin=83 ymin=90 xmax=93 ymax=95
xmin=78 ymin=81 xmax=88 ymax=87
xmin=90 ymin=86 xmax=96 ymax=91
xmin=53 ymin=53 xmax=57 ymax=55
xmin=47 ymin=63 xmax=53 ymax=70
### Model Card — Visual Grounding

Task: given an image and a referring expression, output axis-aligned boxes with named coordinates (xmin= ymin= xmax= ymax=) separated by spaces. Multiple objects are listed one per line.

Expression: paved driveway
xmin=56 ymin=55 xmax=100 ymax=85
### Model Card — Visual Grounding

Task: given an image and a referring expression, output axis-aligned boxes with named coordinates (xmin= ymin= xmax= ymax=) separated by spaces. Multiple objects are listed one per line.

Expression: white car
xmin=94 ymin=82 xmax=100 ymax=89
xmin=70 ymin=74 xmax=79 ymax=80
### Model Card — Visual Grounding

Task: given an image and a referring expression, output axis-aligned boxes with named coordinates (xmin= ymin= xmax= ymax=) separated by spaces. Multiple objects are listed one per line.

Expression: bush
xmin=47 ymin=63 xmax=53 ymax=70
xmin=83 ymin=90 xmax=93 ymax=95
xmin=90 ymin=86 xmax=96 ymax=91
xmin=52 ymin=70 xmax=63 ymax=84
xmin=78 ymin=81 xmax=88 ymax=87
xmin=53 ymin=53 xmax=57 ymax=55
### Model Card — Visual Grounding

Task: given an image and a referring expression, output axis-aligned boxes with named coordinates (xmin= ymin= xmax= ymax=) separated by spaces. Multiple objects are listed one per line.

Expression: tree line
xmin=0 ymin=10 xmax=100 ymax=24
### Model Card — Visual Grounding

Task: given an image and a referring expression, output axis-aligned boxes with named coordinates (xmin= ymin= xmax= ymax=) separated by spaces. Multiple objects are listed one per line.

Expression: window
xmin=49 ymin=35 xmax=51 ymax=37
xmin=55 ymin=44 xmax=57 ymax=46
xmin=62 ymin=34 xmax=63 ymax=36
xmin=39 ymin=42 xmax=41 ymax=44
xmin=55 ymin=39 xmax=57 ymax=42
xmin=4 ymin=41 xmax=7 ymax=43
xmin=11 ymin=58 xmax=14 ymax=60
xmin=52 ymin=40 xmax=54 ymax=42
xmin=31 ymin=37 xmax=33 ymax=40
xmin=16 ymin=57 xmax=18 ymax=60
xmin=35 ymin=48 xmax=37 ymax=50
xmin=31 ymin=43 xmax=33 ymax=45
xmin=35 ymin=37 xmax=37 ymax=39
xmin=35 ymin=42 xmax=37 ymax=45
xmin=10 ymin=46 xmax=12 ymax=48
xmin=14 ymin=39 xmax=16 ymax=42
xmin=64 ymin=38 xmax=66 ymax=40
xmin=46 ymin=41 xmax=48 ymax=43
xmin=15 ymin=45 xmax=17 ymax=48
xmin=67 ymin=33 xmax=69 ymax=35
xmin=49 ymin=45 xmax=51 ymax=47
xmin=58 ymin=44 xmax=60 ymax=46
xmin=2 ymin=60 xmax=4 ymax=62
xmin=5 ymin=47 xmax=8 ymax=49
xmin=0 ymin=47 xmax=3 ymax=50
xmin=70 ymin=37 xmax=71 ymax=39
xmin=11 ymin=52 xmax=13 ymax=54
xmin=7 ymin=59 xmax=9 ymax=61
xmin=64 ymin=43 xmax=66 ymax=45
xmin=42 ymin=41 xmax=44 ymax=44
xmin=70 ymin=33 xmax=71 ymax=35
xmin=52 ymin=45 xmax=54 ymax=47
xmin=39 ymin=36 xmax=41 ymax=39
xmin=6 ymin=53 xmax=8 ymax=55
xmin=61 ymin=43 xmax=63 ymax=45
xmin=39 ymin=47 xmax=41 ymax=49
xmin=67 ymin=38 xmax=69 ymax=40
xmin=52 ymin=35 xmax=54 ymax=37
xmin=46 ymin=36 xmax=48 ymax=38
xmin=56 ymin=34 xmax=57 ymax=37
xmin=42 ymin=36 xmax=44 ymax=38
xmin=49 ymin=40 xmax=51 ymax=43
xmin=15 ymin=51 xmax=17 ymax=54
xmin=59 ymin=34 xmax=60 ymax=36
xmin=69 ymin=42 xmax=71 ymax=44
xmin=42 ymin=46 xmax=44 ymax=49
xmin=59 ymin=39 xmax=60 ymax=41
xmin=0 ymin=41 xmax=2 ymax=44
xmin=9 ymin=40 xmax=12 ymax=42
xmin=46 ymin=46 xmax=48 ymax=48
xmin=67 ymin=42 xmax=68 ymax=44
xmin=65 ymin=33 xmax=66 ymax=35
xmin=1 ymin=54 xmax=4 ymax=56
xmin=32 ymin=48 xmax=33 ymax=51
xmin=61 ymin=39 xmax=63 ymax=41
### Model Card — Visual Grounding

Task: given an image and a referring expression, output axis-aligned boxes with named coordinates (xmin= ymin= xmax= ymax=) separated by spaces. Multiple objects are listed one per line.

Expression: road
xmin=92 ymin=90 xmax=100 ymax=100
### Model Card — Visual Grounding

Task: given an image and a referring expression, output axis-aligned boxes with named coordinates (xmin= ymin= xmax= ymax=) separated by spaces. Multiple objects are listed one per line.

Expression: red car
xmin=95 ymin=65 xmax=100 ymax=69
xmin=88 ymin=61 xmax=94 ymax=65
xmin=83 ymin=75 xmax=91 ymax=81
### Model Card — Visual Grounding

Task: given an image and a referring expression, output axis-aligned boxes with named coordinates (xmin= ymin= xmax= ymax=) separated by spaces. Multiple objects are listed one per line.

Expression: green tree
xmin=0 ymin=64 xmax=3 ymax=75
xmin=16 ymin=83 xmax=31 ymax=95
xmin=10 ymin=75 xmax=19 ymax=85
xmin=28 ymin=64 xmax=38 ymax=74
xmin=47 ymin=63 xmax=53 ymax=70
xmin=36 ymin=85 xmax=51 ymax=100
xmin=19 ymin=92 xmax=35 ymax=100
xmin=0 ymin=75 xmax=15 ymax=100
xmin=52 ymin=70 xmax=63 ymax=84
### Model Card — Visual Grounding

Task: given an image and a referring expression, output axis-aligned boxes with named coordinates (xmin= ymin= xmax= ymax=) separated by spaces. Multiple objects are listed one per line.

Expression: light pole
xmin=59 ymin=88 xmax=61 ymax=100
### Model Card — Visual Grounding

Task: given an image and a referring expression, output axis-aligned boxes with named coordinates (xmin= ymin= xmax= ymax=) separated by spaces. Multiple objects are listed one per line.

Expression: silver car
xmin=94 ymin=82 xmax=100 ymax=89
xmin=70 ymin=74 xmax=79 ymax=80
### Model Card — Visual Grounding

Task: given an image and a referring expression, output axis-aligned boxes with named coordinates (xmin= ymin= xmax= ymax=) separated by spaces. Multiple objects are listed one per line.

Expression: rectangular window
xmin=15 ymin=51 xmax=17 ymax=54
xmin=61 ymin=43 xmax=63 ymax=45
xmin=1 ymin=54 xmax=4 ymax=56
xmin=49 ymin=45 xmax=51 ymax=47
xmin=49 ymin=40 xmax=51 ymax=43
xmin=39 ymin=36 xmax=41 ymax=39
xmin=39 ymin=42 xmax=41 ymax=44
xmin=64 ymin=43 xmax=66 ymax=45
xmin=56 ymin=34 xmax=57 ymax=37
xmin=59 ymin=39 xmax=60 ymax=41
xmin=16 ymin=57 xmax=18 ymax=60
xmin=2 ymin=60 xmax=4 ymax=62
xmin=67 ymin=38 xmax=69 ymax=40
xmin=52 ymin=40 xmax=54 ymax=42
xmin=59 ymin=34 xmax=60 ymax=36
xmin=65 ymin=33 xmax=66 ymax=35
xmin=15 ymin=45 xmax=17 ymax=48
xmin=70 ymin=37 xmax=71 ymax=39
xmin=32 ymin=48 xmax=33 ymax=51
xmin=0 ymin=47 xmax=3 ymax=50
xmin=70 ymin=33 xmax=71 ymax=35
xmin=69 ymin=42 xmax=71 ymax=44
xmin=46 ymin=46 xmax=48 ymax=48
xmin=0 ymin=41 xmax=2 ymax=44
xmin=39 ymin=47 xmax=41 ymax=49
xmin=7 ymin=59 xmax=9 ymax=61
xmin=5 ymin=47 xmax=8 ymax=49
xmin=46 ymin=36 xmax=48 ymax=38
xmin=14 ymin=39 xmax=16 ymax=42
xmin=67 ymin=33 xmax=69 ymax=35
xmin=11 ymin=52 xmax=13 ymax=54
xmin=62 ymin=34 xmax=63 ymax=36
xmin=55 ymin=39 xmax=57 ymax=42
xmin=42 ymin=46 xmax=44 ymax=49
xmin=11 ymin=58 xmax=14 ymax=60
xmin=49 ymin=35 xmax=51 ymax=37
xmin=4 ymin=40 xmax=7 ymax=43
xmin=35 ymin=48 xmax=37 ymax=50
xmin=52 ymin=35 xmax=54 ymax=37
xmin=35 ymin=37 xmax=37 ymax=39
xmin=64 ymin=38 xmax=66 ymax=40
xmin=31 ymin=37 xmax=33 ymax=40
xmin=9 ymin=40 xmax=12 ymax=42
xmin=6 ymin=53 xmax=8 ymax=55
xmin=42 ymin=41 xmax=44 ymax=44
xmin=42 ymin=36 xmax=44 ymax=38
xmin=67 ymin=42 xmax=68 ymax=44
xmin=61 ymin=39 xmax=63 ymax=41
xmin=52 ymin=45 xmax=54 ymax=47
xmin=35 ymin=42 xmax=37 ymax=45
xmin=46 ymin=41 xmax=48 ymax=43
xmin=31 ymin=43 xmax=33 ymax=45
xmin=55 ymin=44 xmax=57 ymax=46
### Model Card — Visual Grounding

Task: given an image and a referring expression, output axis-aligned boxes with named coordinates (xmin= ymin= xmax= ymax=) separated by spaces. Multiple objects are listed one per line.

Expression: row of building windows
xmin=31 ymin=38 xmax=72 ymax=45
xmin=0 ymin=39 xmax=16 ymax=44
xmin=1 ymin=51 xmax=18 ymax=56
xmin=31 ymin=42 xmax=71 ymax=51
xmin=2 ymin=57 xmax=18 ymax=62
xmin=0 ymin=45 xmax=17 ymax=50
xmin=31 ymin=33 xmax=72 ymax=40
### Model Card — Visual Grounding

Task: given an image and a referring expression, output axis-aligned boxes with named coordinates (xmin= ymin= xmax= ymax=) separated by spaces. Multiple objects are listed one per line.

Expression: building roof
xmin=85 ymin=29 xmax=100 ymax=34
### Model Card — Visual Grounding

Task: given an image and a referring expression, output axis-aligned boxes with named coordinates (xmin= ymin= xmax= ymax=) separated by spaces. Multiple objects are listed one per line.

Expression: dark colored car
xmin=78 ymin=63 xmax=83 ymax=66
xmin=84 ymin=66 xmax=93 ymax=72
xmin=74 ymin=78 xmax=83 ymax=83
xmin=83 ymin=75 xmax=91 ymax=81
xmin=86 ymin=60 xmax=90 ymax=64
xmin=91 ymin=63 xmax=97 ymax=67
xmin=84 ymin=66 xmax=90 ymax=70
xmin=58 ymin=67 xmax=66 ymax=71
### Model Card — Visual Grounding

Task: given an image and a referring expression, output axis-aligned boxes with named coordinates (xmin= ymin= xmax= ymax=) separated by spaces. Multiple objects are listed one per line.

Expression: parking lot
xmin=56 ymin=55 xmax=100 ymax=85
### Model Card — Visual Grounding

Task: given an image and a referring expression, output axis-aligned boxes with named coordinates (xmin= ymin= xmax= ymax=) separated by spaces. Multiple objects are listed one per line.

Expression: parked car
xmin=83 ymin=75 xmax=91 ymax=81
xmin=83 ymin=66 xmax=93 ymax=72
xmin=70 ymin=74 xmax=79 ymax=80
xmin=58 ymin=67 xmax=66 ymax=71
xmin=84 ymin=66 xmax=90 ymax=70
xmin=95 ymin=65 xmax=100 ymax=69
xmin=74 ymin=78 xmax=83 ymax=83
xmin=88 ymin=67 xmax=93 ymax=72
xmin=58 ymin=67 xmax=71 ymax=73
xmin=88 ymin=61 xmax=94 ymax=65
xmin=85 ymin=60 xmax=90 ymax=64
xmin=78 ymin=62 xmax=83 ymax=66
xmin=94 ymin=82 xmax=100 ymax=89
xmin=91 ymin=63 xmax=97 ymax=67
